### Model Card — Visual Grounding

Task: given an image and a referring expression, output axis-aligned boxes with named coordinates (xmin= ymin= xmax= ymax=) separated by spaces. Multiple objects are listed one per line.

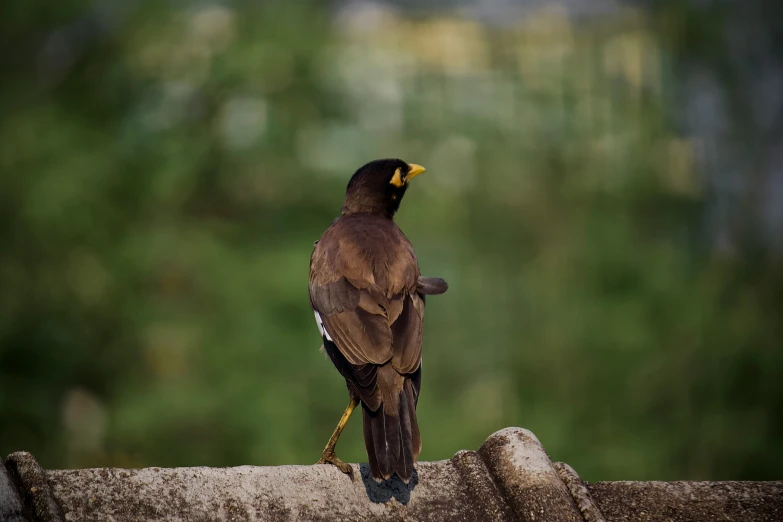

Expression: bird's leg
xmin=317 ymin=396 xmax=359 ymax=478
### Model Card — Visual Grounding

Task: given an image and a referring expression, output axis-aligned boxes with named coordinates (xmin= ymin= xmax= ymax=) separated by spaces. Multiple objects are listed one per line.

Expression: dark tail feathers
xmin=362 ymin=378 xmax=420 ymax=483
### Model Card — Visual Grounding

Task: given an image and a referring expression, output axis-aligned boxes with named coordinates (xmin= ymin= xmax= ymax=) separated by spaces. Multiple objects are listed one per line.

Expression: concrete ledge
xmin=478 ymin=427 xmax=582 ymax=522
xmin=588 ymin=480 xmax=783 ymax=522
xmin=3 ymin=427 xmax=782 ymax=521
xmin=0 ymin=456 xmax=28 ymax=522
xmin=553 ymin=462 xmax=606 ymax=522
xmin=4 ymin=452 xmax=64 ymax=522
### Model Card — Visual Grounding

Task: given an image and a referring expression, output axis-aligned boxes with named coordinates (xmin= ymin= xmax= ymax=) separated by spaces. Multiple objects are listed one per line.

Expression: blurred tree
xmin=1 ymin=0 xmax=781 ymax=481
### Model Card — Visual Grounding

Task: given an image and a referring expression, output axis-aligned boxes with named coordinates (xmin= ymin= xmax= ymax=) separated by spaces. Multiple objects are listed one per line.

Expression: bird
xmin=309 ymin=158 xmax=448 ymax=483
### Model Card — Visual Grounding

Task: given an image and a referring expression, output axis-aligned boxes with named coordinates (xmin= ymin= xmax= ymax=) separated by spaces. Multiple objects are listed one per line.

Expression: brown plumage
xmin=310 ymin=159 xmax=447 ymax=483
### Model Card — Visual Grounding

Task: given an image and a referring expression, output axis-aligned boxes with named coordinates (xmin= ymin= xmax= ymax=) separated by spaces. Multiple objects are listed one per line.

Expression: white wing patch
xmin=314 ymin=311 xmax=333 ymax=342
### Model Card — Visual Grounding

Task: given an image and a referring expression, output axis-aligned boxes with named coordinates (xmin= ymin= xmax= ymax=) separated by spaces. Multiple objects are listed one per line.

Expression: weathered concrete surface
xmin=5 ymin=452 xmax=64 ymax=522
xmin=7 ymin=428 xmax=562 ymax=522
xmin=0 ymin=456 xmax=28 ymax=522
xmin=450 ymin=450 xmax=516 ymax=521
xmin=46 ymin=461 xmax=482 ymax=522
xmin=478 ymin=428 xmax=582 ymax=522
xmin=3 ymin=427 xmax=783 ymax=522
xmin=588 ymin=480 xmax=783 ymax=522
xmin=553 ymin=462 xmax=606 ymax=522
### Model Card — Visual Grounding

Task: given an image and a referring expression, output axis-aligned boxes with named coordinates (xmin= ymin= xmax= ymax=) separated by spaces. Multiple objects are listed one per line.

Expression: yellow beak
xmin=406 ymin=164 xmax=426 ymax=180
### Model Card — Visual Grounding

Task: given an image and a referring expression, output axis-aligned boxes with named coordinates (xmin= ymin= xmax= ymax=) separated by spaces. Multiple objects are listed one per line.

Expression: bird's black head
xmin=341 ymin=159 xmax=426 ymax=218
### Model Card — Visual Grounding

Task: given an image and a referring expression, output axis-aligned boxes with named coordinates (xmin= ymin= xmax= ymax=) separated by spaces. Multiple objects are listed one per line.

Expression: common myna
xmin=310 ymin=159 xmax=448 ymax=483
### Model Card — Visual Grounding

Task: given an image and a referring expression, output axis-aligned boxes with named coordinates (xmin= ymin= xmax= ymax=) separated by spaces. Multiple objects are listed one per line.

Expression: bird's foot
xmin=317 ymin=450 xmax=354 ymax=480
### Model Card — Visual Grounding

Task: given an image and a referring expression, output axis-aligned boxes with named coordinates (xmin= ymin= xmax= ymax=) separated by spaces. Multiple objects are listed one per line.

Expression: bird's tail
xmin=362 ymin=375 xmax=420 ymax=483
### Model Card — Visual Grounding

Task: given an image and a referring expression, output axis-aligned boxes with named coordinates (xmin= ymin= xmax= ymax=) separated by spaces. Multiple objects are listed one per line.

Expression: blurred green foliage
xmin=1 ymin=0 xmax=781 ymax=482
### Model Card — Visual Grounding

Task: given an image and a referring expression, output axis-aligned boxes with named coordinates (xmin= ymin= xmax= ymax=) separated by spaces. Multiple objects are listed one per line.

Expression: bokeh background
xmin=2 ymin=0 xmax=782 ymax=482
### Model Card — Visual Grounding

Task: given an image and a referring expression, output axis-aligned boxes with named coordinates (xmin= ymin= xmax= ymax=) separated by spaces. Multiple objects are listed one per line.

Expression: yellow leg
xmin=316 ymin=397 xmax=358 ymax=478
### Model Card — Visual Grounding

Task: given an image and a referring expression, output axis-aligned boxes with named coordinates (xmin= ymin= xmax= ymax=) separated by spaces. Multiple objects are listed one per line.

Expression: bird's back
xmin=310 ymin=213 xmax=420 ymax=300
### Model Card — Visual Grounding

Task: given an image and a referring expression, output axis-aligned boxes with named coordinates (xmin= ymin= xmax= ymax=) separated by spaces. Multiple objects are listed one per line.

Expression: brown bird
xmin=310 ymin=159 xmax=448 ymax=483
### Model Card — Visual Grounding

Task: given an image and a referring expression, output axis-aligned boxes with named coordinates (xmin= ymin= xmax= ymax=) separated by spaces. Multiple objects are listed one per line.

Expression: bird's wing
xmin=389 ymin=292 xmax=424 ymax=374
xmin=309 ymin=273 xmax=395 ymax=367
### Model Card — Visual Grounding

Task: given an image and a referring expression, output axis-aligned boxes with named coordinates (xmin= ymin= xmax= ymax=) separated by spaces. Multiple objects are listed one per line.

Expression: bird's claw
xmin=317 ymin=451 xmax=355 ymax=480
